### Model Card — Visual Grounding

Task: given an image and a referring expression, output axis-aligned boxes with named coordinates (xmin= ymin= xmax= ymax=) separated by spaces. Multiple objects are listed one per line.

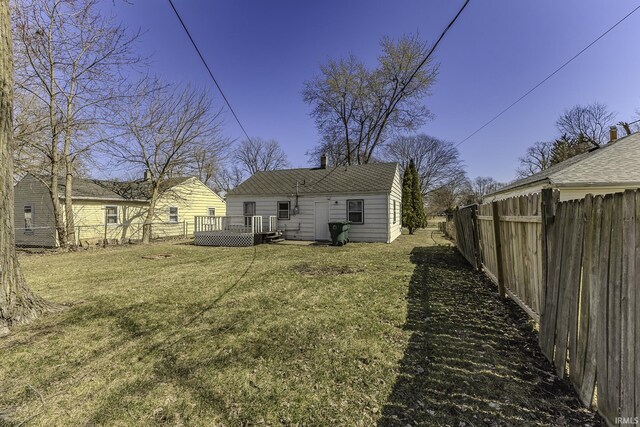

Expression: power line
xmin=305 ymin=0 xmax=471 ymax=191
xmin=455 ymin=4 xmax=640 ymax=148
xmin=167 ymin=0 xmax=253 ymax=143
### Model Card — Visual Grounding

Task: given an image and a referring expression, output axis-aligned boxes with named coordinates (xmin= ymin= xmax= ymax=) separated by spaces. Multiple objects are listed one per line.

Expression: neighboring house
xmin=14 ymin=173 xmax=226 ymax=247
xmin=485 ymin=131 xmax=640 ymax=202
xmin=225 ymin=159 xmax=402 ymax=243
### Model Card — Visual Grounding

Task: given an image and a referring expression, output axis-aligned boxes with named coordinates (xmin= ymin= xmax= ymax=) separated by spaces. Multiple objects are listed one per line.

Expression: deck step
xmin=268 ymin=237 xmax=285 ymax=244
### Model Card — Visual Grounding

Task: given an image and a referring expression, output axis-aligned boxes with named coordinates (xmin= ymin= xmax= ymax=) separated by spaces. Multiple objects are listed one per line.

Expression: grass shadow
xmin=378 ymin=245 xmax=603 ymax=426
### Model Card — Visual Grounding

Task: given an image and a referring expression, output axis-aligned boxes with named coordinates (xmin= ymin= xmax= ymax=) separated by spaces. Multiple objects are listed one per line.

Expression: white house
xmin=485 ymin=131 xmax=640 ymax=202
xmin=225 ymin=158 xmax=403 ymax=243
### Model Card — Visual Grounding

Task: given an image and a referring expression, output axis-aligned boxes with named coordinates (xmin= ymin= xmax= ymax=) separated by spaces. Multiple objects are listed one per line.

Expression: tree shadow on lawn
xmin=378 ymin=245 xmax=603 ymax=427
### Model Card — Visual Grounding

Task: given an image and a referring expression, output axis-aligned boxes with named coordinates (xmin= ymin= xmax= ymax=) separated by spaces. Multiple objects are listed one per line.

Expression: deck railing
xmin=194 ymin=215 xmax=264 ymax=234
xmin=269 ymin=215 xmax=277 ymax=233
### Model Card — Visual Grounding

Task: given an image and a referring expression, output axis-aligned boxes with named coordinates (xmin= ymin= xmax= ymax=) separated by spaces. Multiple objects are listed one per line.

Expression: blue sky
xmin=106 ymin=0 xmax=640 ymax=183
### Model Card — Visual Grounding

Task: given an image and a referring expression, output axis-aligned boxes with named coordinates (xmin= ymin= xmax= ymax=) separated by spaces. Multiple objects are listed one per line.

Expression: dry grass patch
xmin=0 ymin=229 xmax=601 ymax=426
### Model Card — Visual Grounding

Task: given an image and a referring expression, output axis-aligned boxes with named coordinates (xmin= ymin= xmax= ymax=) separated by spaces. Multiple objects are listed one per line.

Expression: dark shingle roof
xmin=56 ymin=176 xmax=191 ymax=201
xmin=227 ymin=162 xmax=399 ymax=196
xmin=491 ymin=132 xmax=640 ymax=195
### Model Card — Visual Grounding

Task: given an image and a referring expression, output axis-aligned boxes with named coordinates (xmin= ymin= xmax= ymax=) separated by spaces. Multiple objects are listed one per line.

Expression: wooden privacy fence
xmin=450 ymin=189 xmax=639 ymax=425
xmin=477 ymin=193 xmax=548 ymax=322
xmin=452 ymin=205 xmax=481 ymax=269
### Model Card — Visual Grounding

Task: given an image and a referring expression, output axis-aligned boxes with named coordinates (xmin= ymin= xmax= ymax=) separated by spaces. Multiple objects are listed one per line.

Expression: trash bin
xmin=328 ymin=221 xmax=351 ymax=246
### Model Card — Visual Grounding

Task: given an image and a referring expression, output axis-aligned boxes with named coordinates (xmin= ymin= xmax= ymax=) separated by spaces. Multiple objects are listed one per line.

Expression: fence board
xmin=453 ymin=205 xmax=480 ymax=270
xmin=554 ymin=201 xmax=582 ymax=378
xmin=621 ymin=191 xmax=636 ymax=419
xmin=609 ymin=194 xmax=623 ymax=421
xmin=578 ymin=194 xmax=599 ymax=406
xmin=573 ymin=195 xmax=591 ymax=399
xmin=597 ymin=195 xmax=613 ymax=421
xmin=635 ymin=192 xmax=640 ymax=419
xmin=540 ymin=201 xmax=566 ymax=359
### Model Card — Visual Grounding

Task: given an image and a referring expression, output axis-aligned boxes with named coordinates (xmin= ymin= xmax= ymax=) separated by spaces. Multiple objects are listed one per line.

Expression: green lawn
xmin=1 ymin=232 xmax=435 ymax=426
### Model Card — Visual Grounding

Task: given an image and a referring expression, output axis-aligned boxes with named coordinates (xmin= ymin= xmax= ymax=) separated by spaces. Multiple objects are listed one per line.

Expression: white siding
xmin=388 ymin=166 xmax=402 ymax=243
xmin=226 ymin=193 xmax=392 ymax=243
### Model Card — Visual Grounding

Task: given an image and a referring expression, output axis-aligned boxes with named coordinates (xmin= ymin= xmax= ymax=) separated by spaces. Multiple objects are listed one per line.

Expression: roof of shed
xmin=227 ymin=162 xmax=399 ymax=196
xmin=492 ymin=132 xmax=640 ymax=195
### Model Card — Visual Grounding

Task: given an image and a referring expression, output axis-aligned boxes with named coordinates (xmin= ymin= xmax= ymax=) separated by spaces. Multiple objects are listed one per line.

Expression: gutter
xmin=552 ymin=181 xmax=640 ymax=188
xmin=486 ymin=177 xmax=551 ymax=197
xmin=59 ymin=196 xmax=149 ymax=203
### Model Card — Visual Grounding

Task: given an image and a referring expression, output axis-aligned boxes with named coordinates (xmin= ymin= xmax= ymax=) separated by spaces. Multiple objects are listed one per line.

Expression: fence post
xmin=492 ymin=201 xmax=506 ymax=298
xmin=470 ymin=205 xmax=482 ymax=270
xmin=540 ymin=188 xmax=556 ymax=316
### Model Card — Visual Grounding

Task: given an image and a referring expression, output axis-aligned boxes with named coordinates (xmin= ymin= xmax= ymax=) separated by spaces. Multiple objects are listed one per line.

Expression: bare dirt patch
xmin=293 ymin=262 xmax=366 ymax=276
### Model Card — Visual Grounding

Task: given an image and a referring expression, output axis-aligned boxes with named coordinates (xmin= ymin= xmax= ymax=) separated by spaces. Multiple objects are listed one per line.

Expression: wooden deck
xmin=193 ymin=215 xmax=283 ymax=247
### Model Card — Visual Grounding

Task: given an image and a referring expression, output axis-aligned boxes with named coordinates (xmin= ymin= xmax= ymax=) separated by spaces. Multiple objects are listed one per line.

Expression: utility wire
xmin=168 ymin=0 xmax=253 ymax=143
xmin=454 ymin=4 xmax=640 ymax=148
xmin=305 ymin=0 xmax=471 ymax=191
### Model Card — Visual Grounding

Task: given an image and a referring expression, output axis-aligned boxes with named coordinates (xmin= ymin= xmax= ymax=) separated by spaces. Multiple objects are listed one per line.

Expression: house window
xmin=105 ymin=206 xmax=118 ymax=225
xmin=24 ymin=205 xmax=33 ymax=231
xmin=208 ymin=207 xmax=216 ymax=217
xmin=277 ymin=201 xmax=290 ymax=220
xmin=393 ymin=200 xmax=397 ymax=224
xmin=243 ymin=202 xmax=256 ymax=226
xmin=347 ymin=199 xmax=364 ymax=224
xmin=169 ymin=207 xmax=179 ymax=223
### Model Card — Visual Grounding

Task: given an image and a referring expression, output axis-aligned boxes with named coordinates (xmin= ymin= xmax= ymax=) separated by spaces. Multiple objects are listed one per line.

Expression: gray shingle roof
xmin=55 ymin=176 xmax=191 ymax=200
xmin=492 ymin=132 xmax=640 ymax=195
xmin=227 ymin=162 xmax=399 ymax=196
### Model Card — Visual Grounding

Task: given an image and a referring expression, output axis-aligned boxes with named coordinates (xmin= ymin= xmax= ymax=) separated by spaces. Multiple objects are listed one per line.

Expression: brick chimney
xmin=320 ymin=154 xmax=327 ymax=169
xmin=609 ymin=126 xmax=618 ymax=143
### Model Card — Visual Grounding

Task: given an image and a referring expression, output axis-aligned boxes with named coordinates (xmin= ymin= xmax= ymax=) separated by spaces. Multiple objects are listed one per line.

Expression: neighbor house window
xmin=24 ymin=205 xmax=33 ymax=231
xmin=277 ymin=201 xmax=290 ymax=220
xmin=393 ymin=200 xmax=397 ymax=224
xmin=169 ymin=207 xmax=179 ymax=223
xmin=347 ymin=199 xmax=364 ymax=224
xmin=208 ymin=207 xmax=216 ymax=217
xmin=105 ymin=206 xmax=118 ymax=225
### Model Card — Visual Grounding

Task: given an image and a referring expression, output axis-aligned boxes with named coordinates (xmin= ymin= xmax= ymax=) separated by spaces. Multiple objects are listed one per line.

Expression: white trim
xmin=105 ymin=205 xmax=119 ymax=225
xmin=346 ymin=199 xmax=364 ymax=224
xmin=24 ymin=205 xmax=33 ymax=232
xmin=277 ymin=201 xmax=290 ymax=220
xmin=168 ymin=206 xmax=179 ymax=223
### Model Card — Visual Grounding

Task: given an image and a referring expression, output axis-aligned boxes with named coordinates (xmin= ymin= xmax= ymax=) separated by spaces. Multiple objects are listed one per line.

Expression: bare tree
xmin=384 ymin=134 xmax=465 ymax=196
xmin=468 ymin=176 xmax=502 ymax=204
xmin=516 ymin=140 xmax=553 ymax=178
xmin=555 ymin=102 xmax=616 ymax=147
xmin=1 ymin=0 xmax=56 ymax=333
xmin=234 ymin=137 xmax=289 ymax=175
xmin=425 ymin=177 xmax=474 ymax=216
xmin=111 ymin=81 xmax=226 ymax=243
xmin=213 ymin=164 xmax=245 ymax=194
xmin=303 ymin=33 xmax=438 ymax=165
xmin=12 ymin=0 xmax=141 ymax=248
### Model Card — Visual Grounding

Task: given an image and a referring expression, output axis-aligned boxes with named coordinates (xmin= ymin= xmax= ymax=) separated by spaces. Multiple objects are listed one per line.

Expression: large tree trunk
xmin=0 ymin=0 xmax=56 ymax=333
xmin=49 ymin=171 xmax=67 ymax=248
xmin=142 ymin=186 xmax=159 ymax=244
xmin=64 ymin=157 xmax=76 ymax=249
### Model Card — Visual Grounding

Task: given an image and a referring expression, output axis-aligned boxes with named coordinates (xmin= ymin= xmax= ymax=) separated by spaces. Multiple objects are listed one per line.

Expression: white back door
xmin=314 ymin=202 xmax=330 ymax=241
